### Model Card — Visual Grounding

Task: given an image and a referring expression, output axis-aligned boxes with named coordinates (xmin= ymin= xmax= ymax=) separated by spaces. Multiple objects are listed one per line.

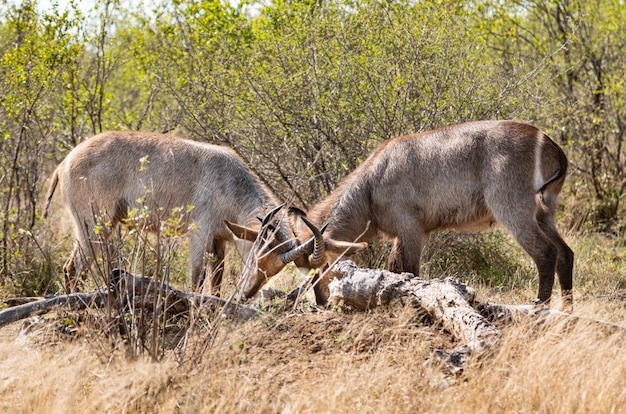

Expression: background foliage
xmin=1 ymin=0 xmax=625 ymax=295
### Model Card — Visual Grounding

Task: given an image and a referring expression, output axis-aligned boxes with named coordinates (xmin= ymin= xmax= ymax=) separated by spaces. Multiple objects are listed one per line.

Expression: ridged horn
xmin=301 ymin=216 xmax=327 ymax=267
xmin=279 ymin=217 xmax=327 ymax=266
xmin=279 ymin=241 xmax=309 ymax=264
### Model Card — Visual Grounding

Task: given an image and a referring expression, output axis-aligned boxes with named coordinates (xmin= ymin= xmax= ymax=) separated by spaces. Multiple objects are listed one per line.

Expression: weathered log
xmin=0 ymin=292 xmax=107 ymax=327
xmin=326 ymin=261 xmax=626 ymax=371
xmin=327 ymin=261 xmax=501 ymax=353
xmin=4 ymin=297 xmax=48 ymax=307
xmin=0 ymin=269 xmax=259 ymax=327
xmin=110 ymin=269 xmax=259 ymax=320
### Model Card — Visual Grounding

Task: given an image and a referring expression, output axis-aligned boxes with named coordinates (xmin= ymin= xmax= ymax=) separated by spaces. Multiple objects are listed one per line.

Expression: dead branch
xmin=0 ymin=269 xmax=259 ymax=328
xmin=0 ymin=292 xmax=107 ymax=327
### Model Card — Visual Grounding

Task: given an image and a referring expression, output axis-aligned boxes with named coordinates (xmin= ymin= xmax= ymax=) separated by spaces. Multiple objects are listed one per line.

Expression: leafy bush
xmin=1 ymin=0 xmax=625 ymax=295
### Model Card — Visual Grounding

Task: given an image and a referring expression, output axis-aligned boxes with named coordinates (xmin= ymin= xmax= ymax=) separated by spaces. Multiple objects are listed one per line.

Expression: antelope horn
xmin=261 ymin=203 xmax=285 ymax=227
xmin=302 ymin=216 xmax=327 ymax=267
xmin=279 ymin=242 xmax=309 ymax=264
xmin=279 ymin=218 xmax=328 ymax=266
xmin=257 ymin=204 xmax=289 ymax=242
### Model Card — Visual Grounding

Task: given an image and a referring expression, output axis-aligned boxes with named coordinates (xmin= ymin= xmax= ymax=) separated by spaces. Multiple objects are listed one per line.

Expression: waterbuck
xmin=42 ymin=131 xmax=313 ymax=296
xmin=288 ymin=120 xmax=574 ymax=307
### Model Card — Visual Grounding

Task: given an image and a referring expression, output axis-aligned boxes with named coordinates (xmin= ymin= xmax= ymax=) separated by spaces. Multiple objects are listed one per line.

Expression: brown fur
xmin=294 ymin=120 xmax=574 ymax=307
xmin=43 ymin=131 xmax=295 ymax=296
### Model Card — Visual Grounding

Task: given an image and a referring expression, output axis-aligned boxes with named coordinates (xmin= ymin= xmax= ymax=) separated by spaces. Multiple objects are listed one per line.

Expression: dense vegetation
xmin=1 ymin=2 xmax=625 ymax=412
xmin=0 ymin=0 xmax=625 ymax=297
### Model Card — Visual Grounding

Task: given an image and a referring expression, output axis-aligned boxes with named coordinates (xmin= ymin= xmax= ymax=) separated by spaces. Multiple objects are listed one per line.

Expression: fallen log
xmin=326 ymin=261 xmax=626 ymax=371
xmin=0 ymin=269 xmax=259 ymax=328
xmin=4 ymin=297 xmax=50 ymax=307
xmin=0 ymin=292 xmax=107 ymax=327
xmin=327 ymin=260 xmax=501 ymax=372
xmin=4 ymin=263 xmax=622 ymax=373
xmin=110 ymin=269 xmax=259 ymax=321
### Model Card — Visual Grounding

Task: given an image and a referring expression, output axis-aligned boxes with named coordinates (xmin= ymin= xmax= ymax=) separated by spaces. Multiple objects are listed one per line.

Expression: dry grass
xmin=1 ymin=296 xmax=625 ymax=413
xmin=1 ymin=231 xmax=625 ymax=413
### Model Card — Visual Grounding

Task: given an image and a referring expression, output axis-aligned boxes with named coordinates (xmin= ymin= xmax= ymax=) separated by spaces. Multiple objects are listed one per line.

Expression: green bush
xmin=1 ymin=0 xmax=625 ymax=295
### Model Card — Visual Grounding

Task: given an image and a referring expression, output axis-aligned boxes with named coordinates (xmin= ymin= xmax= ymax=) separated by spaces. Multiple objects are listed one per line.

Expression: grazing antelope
xmin=42 ymin=131 xmax=312 ymax=296
xmin=287 ymin=120 xmax=574 ymax=307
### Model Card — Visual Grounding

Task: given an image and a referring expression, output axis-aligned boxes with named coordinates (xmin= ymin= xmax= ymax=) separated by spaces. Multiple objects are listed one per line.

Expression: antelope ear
xmin=288 ymin=206 xmax=307 ymax=217
xmin=287 ymin=206 xmax=307 ymax=232
xmin=224 ymin=220 xmax=259 ymax=242
xmin=326 ymin=240 xmax=368 ymax=255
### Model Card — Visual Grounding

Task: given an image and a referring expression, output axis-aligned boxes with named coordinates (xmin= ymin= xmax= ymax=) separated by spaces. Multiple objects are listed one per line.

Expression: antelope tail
xmin=42 ymin=167 xmax=60 ymax=219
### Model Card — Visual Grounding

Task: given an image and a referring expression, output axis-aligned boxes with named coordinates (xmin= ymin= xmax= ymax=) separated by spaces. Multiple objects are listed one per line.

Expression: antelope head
xmin=224 ymin=205 xmax=328 ymax=300
xmin=225 ymin=206 xmax=366 ymax=301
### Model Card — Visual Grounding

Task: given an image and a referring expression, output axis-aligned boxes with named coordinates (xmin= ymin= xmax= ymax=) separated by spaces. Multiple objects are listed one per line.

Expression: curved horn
xmin=279 ymin=241 xmax=310 ymax=264
xmin=258 ymin=204 xmax=291 ymax=243
xmin=260 ymin=203 xmax=285 ymax=227
xmin=301 ymin=216 xmax=327 ymax=267
xmin=279 ymin=218 xmax=328 ymax=266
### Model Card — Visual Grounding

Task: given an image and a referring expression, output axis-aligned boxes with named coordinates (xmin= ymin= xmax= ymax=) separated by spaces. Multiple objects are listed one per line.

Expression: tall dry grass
xmin=1 ymin=297 xmax=625 ymax=413
xmin=1 ymin=220 xmax=624 ymax=413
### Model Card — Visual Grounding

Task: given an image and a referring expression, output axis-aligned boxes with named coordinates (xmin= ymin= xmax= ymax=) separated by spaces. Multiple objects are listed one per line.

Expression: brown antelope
xmin=286 ymin=120 xmax=573 ymax=307
xmin=42 ymin=131 xmax=318 ymax=296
